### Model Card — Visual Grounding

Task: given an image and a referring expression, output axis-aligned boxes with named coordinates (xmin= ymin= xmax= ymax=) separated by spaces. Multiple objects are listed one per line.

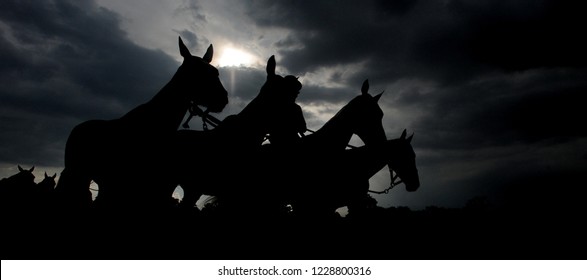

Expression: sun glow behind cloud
xmin=217 ymin=47 xmax=255 ymax=67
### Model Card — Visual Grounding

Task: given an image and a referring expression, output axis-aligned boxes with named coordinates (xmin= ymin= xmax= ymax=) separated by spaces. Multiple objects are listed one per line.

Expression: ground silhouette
xmin=1 ymin=163 xmax=585 ymax=260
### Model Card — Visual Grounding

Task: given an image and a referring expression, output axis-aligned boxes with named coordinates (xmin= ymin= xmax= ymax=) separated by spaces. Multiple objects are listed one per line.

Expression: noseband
xmin=368 ymin=166 xmax=402 ymax=194
xmin=182 ymin=102 xmax=221 ymax=130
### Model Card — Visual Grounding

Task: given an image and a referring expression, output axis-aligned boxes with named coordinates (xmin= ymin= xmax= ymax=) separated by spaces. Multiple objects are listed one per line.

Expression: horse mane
xmin=333 ymin=94 xmax=366 ymax=117
xmin=321 ymin=94 xmax=371 ymax=130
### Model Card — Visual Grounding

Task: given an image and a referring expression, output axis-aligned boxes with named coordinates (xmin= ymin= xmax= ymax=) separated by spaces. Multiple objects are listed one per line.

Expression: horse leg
xmin=345 ymin=180 xmax=377 ymax=217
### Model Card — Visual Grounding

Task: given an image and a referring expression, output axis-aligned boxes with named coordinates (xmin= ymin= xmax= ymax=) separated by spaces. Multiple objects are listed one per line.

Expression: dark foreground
xmin=3 ymin=196 xmax=585 ymax=260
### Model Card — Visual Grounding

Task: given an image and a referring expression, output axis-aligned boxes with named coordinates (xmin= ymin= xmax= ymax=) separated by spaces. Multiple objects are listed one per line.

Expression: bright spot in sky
xmin=217 ymin=47 xmax=254 ymax=67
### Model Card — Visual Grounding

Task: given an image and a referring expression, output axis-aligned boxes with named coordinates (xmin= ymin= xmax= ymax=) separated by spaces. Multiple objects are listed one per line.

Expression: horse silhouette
xmin=233 ymin=129 xmax=420 ymax=219
xmin=287 ymin=129 xmax=420 ymax=217
xmin=33 ymin=172 xmax=57 ymax=209
xmin=301 ymin=79 xmax=387 ymax=152
xmin=54 ymin=36 xmax=228 ymax=210
xmin=173 ymin=55 xmax=305 ymax=209
xmin=37 ymin=172 xmax=57 ymax=194
xmin=178 ymin=80 xmax=412 ymax=218
xmin=260 ymin=80 xmax=409 ymax=217
xmin=0 ymin=165 xmax=36 ymax=210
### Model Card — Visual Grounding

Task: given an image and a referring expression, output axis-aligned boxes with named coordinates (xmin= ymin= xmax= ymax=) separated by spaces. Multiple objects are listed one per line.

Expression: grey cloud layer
xmin=1 ymin=0 xmax=586 ymax=208
xmin=0 ymin=0 xmax=179 ymax=167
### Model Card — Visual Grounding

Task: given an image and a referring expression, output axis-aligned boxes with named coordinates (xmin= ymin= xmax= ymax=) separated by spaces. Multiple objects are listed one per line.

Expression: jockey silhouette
xmin=267 ymin=75 xmax=306 ymax=147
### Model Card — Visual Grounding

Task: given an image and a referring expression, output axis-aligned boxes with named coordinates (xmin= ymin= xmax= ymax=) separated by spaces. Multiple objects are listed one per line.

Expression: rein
xmin=182 ymin=102 xmax=221 ymax=130
xmin=367 ymin=168 xmax=402 ymax=194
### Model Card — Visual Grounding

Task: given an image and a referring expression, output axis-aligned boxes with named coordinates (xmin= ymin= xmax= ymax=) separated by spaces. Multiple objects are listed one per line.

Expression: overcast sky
xmin=1 ymin=0 xmax=586 ymax=210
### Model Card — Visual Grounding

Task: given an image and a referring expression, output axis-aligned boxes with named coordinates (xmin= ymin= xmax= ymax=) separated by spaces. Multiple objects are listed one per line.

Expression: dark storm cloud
xmin=2 ymin=0 xmax=585 ymax=210
xmin=243 ymin=0 xmax=587 ymax=208
xmin=244 ymin=0 xmax=587 ymax=145
xmin=247 ymin=0 xmax=587 ymax=82
xmin=410 ymin=69 xmax=587 ymax=150
xmin=0 ymin=0 xmax=184 ymax=168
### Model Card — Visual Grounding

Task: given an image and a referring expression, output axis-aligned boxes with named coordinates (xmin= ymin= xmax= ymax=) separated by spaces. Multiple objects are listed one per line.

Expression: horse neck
xmin=312 ymin=108 xmax=355 ymax=151
xmin=237 ymin=94 xmax=264 ymax=119
xmin=385 ymin=138 xmax=409 ymax=168
xmin=150 ymin=66 xmax=192 ymax=104
xmin=350 ymin=138 xmax=400 ymax=180
xmin=121 ymin=67 xmax=192 ymax=132
xmin=234 ymin=95 xmax=271 ymax=138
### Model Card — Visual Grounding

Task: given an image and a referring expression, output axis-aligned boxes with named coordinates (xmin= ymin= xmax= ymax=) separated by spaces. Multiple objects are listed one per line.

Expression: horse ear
xmin=18 ymin=165 xmax=24 ymax=172
xmin=361 ymin=79 xmax=369 ymax=95
xmin=179 ymin=36 xmax=191 ymax=58
xmin=266 ymin=55 xmax=276 ymax=76
xmin=30 ymin=166 xmax=34 ymax=172
xmin=203 ymin=44 xmax=213 ymax=63
xmin=52 ymin=173 xmax=57 ymax=179
xmin=407 ymin=133 xmax=414 ymax=143
xmin=400 ymin=129 xmax=407 ymax=140
xmin=44 ymin=172 xmax=48 ymax=178
xmin=374 ymin=90 xmax=384 ymax=103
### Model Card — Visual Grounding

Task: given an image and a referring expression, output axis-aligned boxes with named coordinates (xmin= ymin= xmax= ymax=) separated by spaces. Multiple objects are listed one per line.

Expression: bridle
xmin=182 ymin=102 xmax=221 ymax=130
xmin=367 ymin=166 xmax=402 ymax=194
xmin=305 ymin=128 xmax=403 ymax=195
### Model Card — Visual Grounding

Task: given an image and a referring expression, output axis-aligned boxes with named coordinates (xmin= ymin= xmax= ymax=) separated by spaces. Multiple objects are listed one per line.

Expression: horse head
xmin=342 ymin=79 xmax=387 ymax=147
xmin=16 ymin=165 xmax=36 ymax=182
xmin=259 ymin=55 xmax=302 ymax=103
xmin=177 ymin=37 xmax=228 ymax=113
xmin=1 ymin=165 xmax=35 ymax=190
xmin=389 ymin=129 xmax=420 ymax=192
xmin=235 ymin=55 xmax=304 ymax=142
xmin=38 ymin=172 xmax=57 ymax=190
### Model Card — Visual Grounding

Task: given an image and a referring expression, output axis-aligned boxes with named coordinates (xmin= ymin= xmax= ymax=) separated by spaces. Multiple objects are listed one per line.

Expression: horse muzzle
xmin=404 ymin=173 xmax=420 ymax=192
